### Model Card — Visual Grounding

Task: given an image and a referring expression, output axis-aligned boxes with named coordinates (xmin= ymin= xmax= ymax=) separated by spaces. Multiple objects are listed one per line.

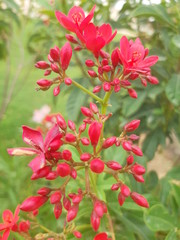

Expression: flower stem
xmin=106 ymin=211 xmax=116 ymax=240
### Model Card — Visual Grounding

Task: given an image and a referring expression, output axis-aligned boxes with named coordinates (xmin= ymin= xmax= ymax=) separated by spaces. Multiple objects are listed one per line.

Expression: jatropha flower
xmin=8 ymin=124 xmax=62 ymax=173
xmin=0 ymin=206 xmax=20 ymax=240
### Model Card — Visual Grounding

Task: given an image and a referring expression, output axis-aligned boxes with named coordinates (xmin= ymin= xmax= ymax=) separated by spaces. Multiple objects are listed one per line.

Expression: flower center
xmin=72 ymin=12 xmax=83 ymax=24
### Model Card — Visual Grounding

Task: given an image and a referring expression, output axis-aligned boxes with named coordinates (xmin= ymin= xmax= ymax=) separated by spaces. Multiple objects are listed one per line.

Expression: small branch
xmin=106 ymin=211 xmax=116 ymax=240
xmin=85 ymin=166 xmax=90 ymax=194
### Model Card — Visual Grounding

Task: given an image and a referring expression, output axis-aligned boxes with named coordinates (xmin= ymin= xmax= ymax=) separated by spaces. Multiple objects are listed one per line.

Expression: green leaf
xmin=165 ymin=229 xmax=178 ymax=240
xmin=145 ymin=171 xmax=158 ymax=191
xmin=122 ymin=91 xmax=146 ymax=117
xmin=129 ymin=4 xmax=174 ymax=27
xmin=66 ymin=88 xmax=87 ymax=121
xmin=144 ymin=204 xmax=175 ymax=232
xmin=165 ymin=74 xmax=180 ymax=107
xmin=172 ymin=35 xmax=180 ymax=49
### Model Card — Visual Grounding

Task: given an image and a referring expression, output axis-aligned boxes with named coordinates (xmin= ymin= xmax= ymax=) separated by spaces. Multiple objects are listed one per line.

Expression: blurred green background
xmin=0 ymin=0 xmax=180 ymax=239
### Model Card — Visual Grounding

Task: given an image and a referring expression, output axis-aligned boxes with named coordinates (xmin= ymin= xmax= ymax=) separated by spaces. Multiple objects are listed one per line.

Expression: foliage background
xmin=0 ymin=0 xmax=180 ymax=239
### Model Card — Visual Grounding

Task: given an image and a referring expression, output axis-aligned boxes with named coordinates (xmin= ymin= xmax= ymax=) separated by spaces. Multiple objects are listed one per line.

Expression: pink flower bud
xmin=101 ymin=59 xmax=109 ymax=66
xmin=50 ymin=191 xmax=62 ymax=204
xmin=73 ymin=231 xmax=82 ymax=239
xmin=129 ymin=134 xmax=139 ymax=141
xmin=118 ymin=192 xmax=125 ymax=206
xmin=67 ymin=204 xmax=79 ymax=222
xmin=81 ymin=107 xmax=93 ymax=118
xmin=31 ymin=166 xmax=51 ymax=180
xmin=100 ymin=50 xmax=110 ymax=59
xmin=70 ymin=168 xmax=77 ymax=179
xmin=53 ymin=86 xmax=60 ymax=96
xmin=37 ymin=79 xmax=52 ymax=88
xmin=90 ymin=102 xmax=99 ymax=114
xmin=57 ymin=163 xmax=71 ymax=177
xmin=54 ymin=202 xmax=62 ymax=219
xmin=60 ymin=42 xmax=72 ymax=70
xmin=130 ymin=73 xmax=139 ymax=80
xmin=48 ymin=54 xmax=53 ymax=63
xmin=111 ymin=48 xmax=119 ymax=67
xmin=133 ymin=174 xmax=145 ymax=183
xmin=102 ymin=136 xmax=116 ymax=149
xmin=68 ymin=120 xmax=76 ymax=131
xmin=56 ymin=114 xmax=67 ymax=130
xmin=106 ymin=161 xmax=122 ymax=170
xmin=122 ymin=141 xmax=132 ymax=151
xmin=94 ymin=201 xmax=104 ymax=218
xmin=50 ymin=47 xmax=60 ymax=62
xmin=131 ymin=145 xmax=143 ymax=156
xmin=63 ymin=197 xmax=71 ymax=211
xmin=131 ymin=163 xmax=146 ymax=175
xmin=80 ymin=153 xmax=91 ymax=162
xmin=37 ymin=187 xmax=51 ymax=196
xmin=111 ymin=183 xmax=119 ymax=191
xmin=62 ymin=149 xmax=72 ymax=161
xmin=32 ymin=209 xmax=39 ymax=216
xmin=112 ymin=78 xmax=120 ymax=85
xmin=20 ymin=196 xmax=48 ymax=212
xmin=141 ymin=78 xmax=147 ymax=87
xmin=72 ymin=194 xmax=83 ymax=204
xmin=93 ymin=85 xmax=102 ymax=93
xmin=91 ymin=211 xmax=100 ymax=231
xmin=19 ymin=220 xmax=30 ymax=232
xmin=114 ymin=85 xmax=121 ymax=93
xmin=130 ymin=192 xmax=149 ymax=208
xmin=74 ymin=45 xmax=83 ymax=51
xmin=79 ymin=123 xmax=86 ymax=133
xmin=90 ymin=159 xmax=104 ymax=174
xmin=51 ymin=63 xmax=60 ymax=73
xmin=121 ymin=80 xmax=131 ymax=86
xmin=88 ymin=70 xmax=97 ymax=78
xmin=44 ymin=69 xmax=51 ymax=76
xmin=102 ymin=65 xmax=112 ymax=72
xmin=46 ymin=171 xmax=58 ymax=180
xmin=80 ymin=137 xmax=90 ymax=145
xmin=121 ymin=184 xmax=131 ymax=197
xmin=35 ymin=61 xmax=50 ymax=69
xmin=88 ymin=121 xmax=102 ymax=146
xmin=65 ymin=133 xmax=76 ymax=142
xmin=124 ymin=120 xmax=140 ymax=132
xmin=103 ymin=82 xmax=111 ymax=92
xmin=85 ymin=59 xmax=95 ymax=67
xmin=146 ymin=76 xmax=159 ymax=84
xmin=64 ymin=77 xmax=72 ymax=85
xmin=128 ymin=88 xmax=138 ymax=98
xmin=66 ymin=34 xmax=78 ymax=44
xmin=126 ymin=155 xmax=134 ymax=165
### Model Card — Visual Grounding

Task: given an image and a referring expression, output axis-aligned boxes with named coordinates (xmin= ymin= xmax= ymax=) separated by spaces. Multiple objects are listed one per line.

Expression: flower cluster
xmin=2 ymin=4 xmax=159 ymax=240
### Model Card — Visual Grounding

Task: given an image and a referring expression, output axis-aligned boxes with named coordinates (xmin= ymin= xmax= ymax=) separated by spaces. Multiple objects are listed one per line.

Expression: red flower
xmin=80 ymin=23 xmax=117 ymax=57
xmin=94 ymin=232 xmax=111 ymax=240
xmin=55 ymin=5 xmax=96 ymax=33
xmin=7 ymin=124 xmax=62 ymax=173
xmin=0 ymin=206 xmax=20 ymax=240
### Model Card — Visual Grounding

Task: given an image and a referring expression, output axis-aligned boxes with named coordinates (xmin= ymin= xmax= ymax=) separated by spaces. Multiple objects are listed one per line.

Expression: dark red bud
xmin=50 ymin=191 xmax=62 ymax=204
xmin=90 ymin=159 xmax=104 ymax=174
xmin=128 ymin=88 xmax=138 ymax=98
xmin=88 ymin=70 xmax=97 ymax=78
xmin=62 ymin=149 xmax=72 ymax=161
xmin=126 ymin=155 xmax=134 ymax=165
xmin=37 ymin=187 xmax=51 ymax=196
xmin=67 ymin=204 xmax=79 ymax=222
xmin=60 ymin=42 xmax=72 ymax=70
xmin=20 ymin=196 xmax=48 ymax=212
xmin=103 ymin=82 xmax=111 ymax=92
xmin=35 ymin=61 xmax=50 ymax=69
xmin=73 ymin=230 xmax=82 ymax=239
xmin=85 ymin=59 xmax=95 ymax=67
xmin=65 ymin=133 xmax=76 ymax=142
xmin=51 ymin=63 xmax=59 ymax=73
xmin=80 ymin=153 xmax=91 ymax=162
xmin=124 ymin=120 xmax=140 ymax=132
xmin=54 ymin=202 xmax=62 ymax=219
xmin=106 ymin=161 xmax=122 ymax=170
xmin=131 ymin=145 xmax=143 ymax=156
xmin=102 ymin=136 xmax=116 ymax=149
xmin=93 ymin=85 xmax=102 ymax=93
xmin=56 ymin=114 xmax=67 ymax=130
xmin=90 ymin=102 xmax=99 ymax=114
xmin=66 ymin=34 xmax=78 ymax=44
xmin=121 ymin=184 xmax=131 ymax=197
xmin=111 ymin=183 xmax=119 ymax=191
xmin=81 ymin=107 xmax=93 ymax=118
xmin=130 ymin=192 xmax=149 ymax=208
xmin=122 ymin=141 xmax=132 ymax=151
xmin=70 ymin=168 xmax=77 ymax=179
xmin=118 ymin=192 xmax=125 ymax=206
xmin=80 ymin=137 xmax=90 ymax=145
xmin=53 ymin=86 xmax=60 ymax=96
xmin=57 ymin=163 xmax=71 ymax=177
xmin=64 ymin=78 xmax=72 ymax=85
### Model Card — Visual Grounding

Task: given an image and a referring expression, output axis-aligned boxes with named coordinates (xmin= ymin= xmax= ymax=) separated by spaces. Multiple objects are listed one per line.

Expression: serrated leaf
xmin=165 ymin=74 xmax=180 ymax=107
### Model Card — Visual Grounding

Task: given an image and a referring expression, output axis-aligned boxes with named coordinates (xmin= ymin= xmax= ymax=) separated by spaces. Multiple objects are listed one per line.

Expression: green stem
xmin=71 ymin=79 xmax=103 ymax=103
xmin=101 ymin=89 xmax=113 ymax=115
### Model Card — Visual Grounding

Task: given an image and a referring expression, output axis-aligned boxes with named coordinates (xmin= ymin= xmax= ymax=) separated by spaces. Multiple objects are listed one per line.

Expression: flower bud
xmin=46 ymin=171 xmax=58 ymax=180
xmin=114 ymin=85 xmax=121 ymax=93
xmin=44 ymin=69 xmax=51 ymax=76
xmin=85 ymin=59 xmax=95 ymax=67
xmin=126 ymin=155 xmax=134 ymax=165
xmin=100 ymin=50 xmax=110 ymax=59
xmin=103 ymin=82 xmax=111 ymax=92
xmin=54 ymin=202 xmax=62 ymax=219
xmin=72 ymin=194 xmax=83 ymax=204
xmin=111 ymin=183 xmax=119 ymax=191
xmin=90 ymin=102 xmax=99 ymax=114
xmin=118 ymin=192 xmax=125 ymax=206
xmin=80 ymin=153 xmax=91 ymax=162
xmin=19 ymin=220 xmax=30 ymax=232
xmin=74 ymin=45 xmax=83 ymax=51
xmin=102 ymin=136 xmax=116 ymax=149
xmin=101 ymin=59 xmax=109 ymax=66
xmin=56 ymin=114 xmax=67 ymax=130
xmin=66 ymin=34 xmax=78 ymax=44
xmin=112 ymin=78 xmax=120 ymax=85
xmin=37 ymin=187 xmax=51 ymax=196
xmin=141 ymin=78 xmax=147 ymax=87
xmin=131 ymin=163 xmax=146 ymax=175
xmin=94 ymin=201 xmax=104 ymax=218
xmin=130 ymin=72 xmax=139 ymax=80
xmin=130 ymin=192 xmax=149 ymax=208
xmin=63 ymin=197 xmax=71 ymax=211
xmin=50 ymin=191 xmax=62 ymax=204
xmin=131 ymin=145 xmax=143 ymax=156
xmin=67 ymin=204 xmax=79 ymax=222
xmin=88 ymin=70 xmax=97 ymax=78
xmin=90 ymin=159 xmax=104 ymax=174
xmin=60 ymin=42 xmax=72 ymax=70
xmin=94 ymin=232 xmax=109 ymax=240
xmin=53 ymin=86 xmax=60 ymax=96
xmin=93 ymin=85 xmax=102 ymax=93
xmin=102 ymin=65 xmax=112 ymax=72
xmin=128 ymin=88 xmax=138 ymax=98
xmin=79 ymin=123 xmax=86 ymax=133
xmin=70 ymin=168 xmax=77 ymax=179
xmin=64 ymin=77 xmax=72 ymax=85
xmin=146 ymin=76 xmax=159 ymax=84
xmin=50 ymin=47 xmax=60 ymax=62
xmin=124 ymin=120 xmax=140 ymax=132
xmin=73 ymin=230 xmax=82 ymax=239
xmin=121 ymin=80 xmax=131 ymax=86
xmin=129 ymin=134 xmax=139 ymax=141
xmin=91 ymin=211 xmax=100 ymax=231
xmin=37 ymin=79 xmax=52 ymax=88
xmin=65 ymin=133 xmax=76 ymax=142
xmin=106 ymin=161 xmax=122 ymax=170
xmin=111 ymin=48 xmax=119 ymax=67
xmin=68 ymin=120 xmax=76 ymax=131
xmin=81 ymin=107 xmax=93 ymax=118
xmin=133 ymin=174 xmax=145 ymax=183
xmin=57 ymin=163 xmax=71 ymax=177
xmin=121 ymin=184 xmax=130 ymax=197
xmin=88 ymin=121 xmax=102 ymax=146
xmin=122 ymin=141 xmax=132 ymax=151
xmin=20 ymin=196 xmax=48 ymax=212
xmin=62 ymin=149 xmax=72 ymax=161
xmin=51 ymin=63 xmax=60 ymax=73
xmin=31 ymin=166 xmax=51 ymax=180
xmin=80 ymin=137 xmax=90 ymax=145
xmin=35 ymin=61 xmax=50 ymax=69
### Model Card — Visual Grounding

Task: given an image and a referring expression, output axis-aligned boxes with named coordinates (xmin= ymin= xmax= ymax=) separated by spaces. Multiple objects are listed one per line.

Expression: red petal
xmin=84 ymin=23 xmax=96 ymax=40
xmin=120 ymin=36 xmax=129 ymax=61
xmin=99 ymin=24 xmax=112 ymax=41
xmin=68 ymin=6 xmax=85 ymax=22
xmin=0 ymin=224 xmax=7 ymax=231
xmin=107 ymin=30 xmax=117 ymax=44
xmin=55 ymin=11 xmax=76 ymax=32
xmin=2 ymin=210 xmax=13 ymax=223
xmin=44 ymin=124 xmax=61 ymax=151
xmin=80 ymin=5 xmax=96 ymax=31
xmin=13 ymin=205 xmax=20 ymax=223
xmin=60 ymin=42 xmax=72 ymax=70
xmin=7 ymin=147 xmax=38 ymax=156
xmin=22 ymin=126 xmax=44 ymax=151
xmin=2 ymin=229 xmax=10 ymax=240
xmin=28 ymin=153 xmax=45 ymax=173
xmin=138 ymin=56 xmax=158 ymax=68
